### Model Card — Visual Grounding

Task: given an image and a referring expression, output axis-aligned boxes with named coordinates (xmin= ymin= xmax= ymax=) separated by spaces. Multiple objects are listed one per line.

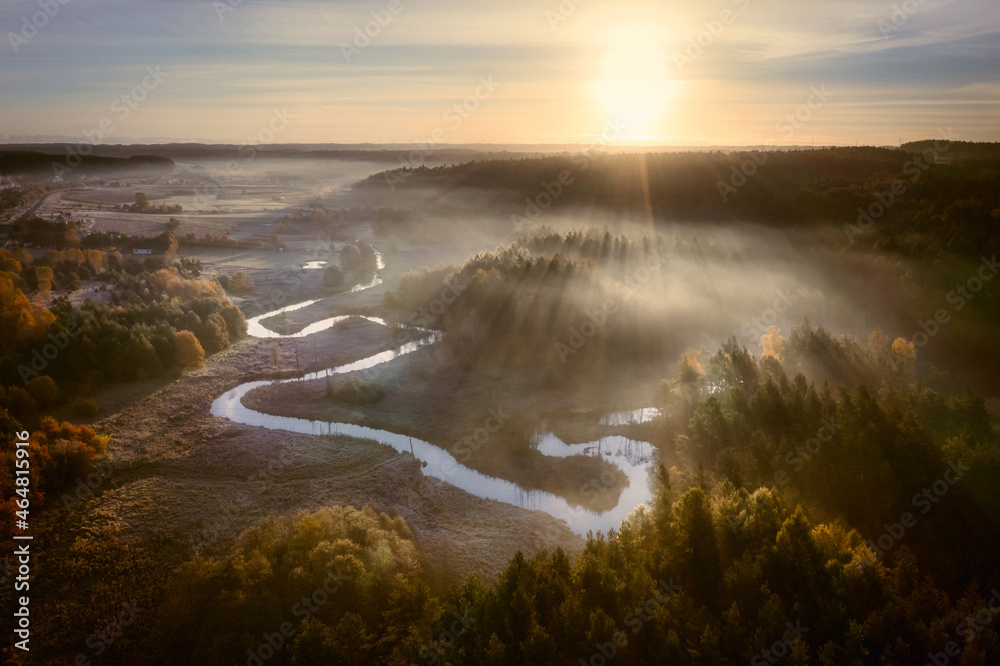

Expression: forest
xmin=1 ymin=146 xmax=997 ymax=666
xmin=32 ymin=332 xmax=998 ymax=665
xmin=0 ymin=243 xmax=245 ymax=542
xmin=383 ymin=231 xmax=668 ymax=373
xmin=4 ymin=0 xmax=999 ymax=660
xmin=0 ymin=151 xmax=175 ymax=178
xmin=357 ymin=145 xmax=1000 ymax=261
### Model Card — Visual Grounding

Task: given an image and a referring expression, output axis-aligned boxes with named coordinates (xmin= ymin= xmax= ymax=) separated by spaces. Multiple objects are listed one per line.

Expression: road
xmin=15 ymin=189 xmax=60 ymax=223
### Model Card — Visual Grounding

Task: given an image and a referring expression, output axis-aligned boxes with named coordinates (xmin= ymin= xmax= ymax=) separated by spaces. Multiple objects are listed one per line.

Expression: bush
xmin=71 ymin=397 xmax=101 ymax=419
xmin=26 ymin=375 xmax=59 ymax=407
xmin=382 ymin=290 xmax=402 ymax=309
xmin=62 ymin=273 xmax=81 ymax=292
xmin=323 ymin=264 xmax=345 ymax=289
xmin=6 ymin=386 xmax=37 ymax=424
xmin=226 ymin=271 xmax=255 ymax=294
xmin=324 ymin=377 xmax=385 ymax=405
xmin=340 ymin=243 xmax=362 ymax=270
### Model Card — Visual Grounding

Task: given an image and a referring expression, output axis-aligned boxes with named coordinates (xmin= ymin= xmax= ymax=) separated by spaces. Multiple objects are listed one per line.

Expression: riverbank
xmin=240 ymin=336 xmax=674 ymax=514
xmin=59 ymin=330 xmax=584 ymax=589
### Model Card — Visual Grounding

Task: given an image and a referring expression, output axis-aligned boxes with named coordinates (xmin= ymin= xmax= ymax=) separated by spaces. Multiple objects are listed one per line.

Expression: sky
xmin=0 ymin=0 xmax=998 ymax=146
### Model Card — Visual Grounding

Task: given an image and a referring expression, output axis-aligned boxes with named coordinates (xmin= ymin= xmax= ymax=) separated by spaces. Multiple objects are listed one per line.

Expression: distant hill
xmin=0 ymin=141 xmax=869 ymax=162
xmin=0 ymin=150 xmax=175 ymax=177
xmin=0 ymin=143 xmax=539 ymax=163
xmin=352 ymin=145 xmax=1000 ymax=260
xmin=901 ymin=140 xmax=1000 ymax=161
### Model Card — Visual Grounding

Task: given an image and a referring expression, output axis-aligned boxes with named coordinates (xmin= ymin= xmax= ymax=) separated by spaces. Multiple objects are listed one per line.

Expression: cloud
xmin=0 ymin=0 xmax=997 ymax=143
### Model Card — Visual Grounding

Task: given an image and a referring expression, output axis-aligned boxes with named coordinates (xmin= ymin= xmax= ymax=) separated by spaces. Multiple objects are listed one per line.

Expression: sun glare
xmin=593 ymin=26 xmax=676 ymax=141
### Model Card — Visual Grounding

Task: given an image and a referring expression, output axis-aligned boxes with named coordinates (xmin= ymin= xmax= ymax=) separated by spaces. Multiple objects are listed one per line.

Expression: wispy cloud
xmin=1 ymin=0 xmax=997 ymax=144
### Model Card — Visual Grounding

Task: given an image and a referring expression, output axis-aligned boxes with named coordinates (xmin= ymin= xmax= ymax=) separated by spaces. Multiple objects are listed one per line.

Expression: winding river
xmin=211 ymin=253 xmax=657 ymax=537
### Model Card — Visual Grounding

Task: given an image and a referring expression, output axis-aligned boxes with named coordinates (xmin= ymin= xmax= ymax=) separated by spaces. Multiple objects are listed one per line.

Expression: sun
xmin=592 ymin=26 xmax=677 ymax=140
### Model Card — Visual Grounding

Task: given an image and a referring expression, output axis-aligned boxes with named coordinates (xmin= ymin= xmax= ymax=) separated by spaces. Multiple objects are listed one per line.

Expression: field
xmin=44 ymin=204 xmax=567 ymax=583
xmin=37 ymin=182 xmax=319 ymax=241
xmin=3 ymin=0 xmax=998 ymax=656
xmin=7 ymin=147 xmax=999 ymax=665
xmin=68 ymin=244 xmax=584 ymax=585
xmin=241 ymin=346 xmax=669 ymax=512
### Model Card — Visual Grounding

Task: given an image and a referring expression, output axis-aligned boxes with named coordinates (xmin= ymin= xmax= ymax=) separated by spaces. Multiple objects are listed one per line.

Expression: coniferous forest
xmin=2 ymin=1 xmax=1000 ymax=660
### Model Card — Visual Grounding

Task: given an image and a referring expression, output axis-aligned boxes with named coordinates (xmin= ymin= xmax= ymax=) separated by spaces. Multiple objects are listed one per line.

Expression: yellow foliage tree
xmin=891 ymin=337 xmax=917 ymax=361
xmin=761 ymin=325 xmax=786 ymax=360
xmin=174 ymin=330 xmax=205 ymax=369
xmin=0 ymin=272 xmax=55 ymax=343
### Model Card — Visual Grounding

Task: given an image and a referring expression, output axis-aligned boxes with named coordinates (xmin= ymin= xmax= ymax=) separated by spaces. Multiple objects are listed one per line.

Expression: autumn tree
xmin=33 ymin=265 xmax=54 ymax=295
xmin=0 ymin=271 xmax=54 ymax=343
xmin=153 ymin=231 xmax=179 ymax=255
xmin=174 ymin=330 xmax=204 ymax=369
xmin=153 ymin=506 xmax=421 ymax=666
xmin=226 ymin=271 xmax=255 ymax=293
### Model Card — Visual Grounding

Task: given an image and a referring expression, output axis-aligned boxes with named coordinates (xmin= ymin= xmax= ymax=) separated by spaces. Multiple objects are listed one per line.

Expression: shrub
xmin=226 ymin=271 xmax=255 ymax=294
xmin=26 ymin=375 xmax=59 ymax=407
xmin=323 ymin=264 xmax=345 ymax=289
xmin=324 ymin=378 xmax=385 ymax=405
xmin=72 ymin=397 xmax=101 ymax=419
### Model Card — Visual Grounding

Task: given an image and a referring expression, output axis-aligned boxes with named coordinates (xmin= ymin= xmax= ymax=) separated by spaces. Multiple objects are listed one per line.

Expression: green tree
xmin=152 ymin=231 xmax=178 ymax=254
xmin=26 ymin=375 xmax=59 ymax=407
xmin=675 ymin=487 xmax=722 ymax=607
xmin=323 ymin=264 xmax=344 ymax=289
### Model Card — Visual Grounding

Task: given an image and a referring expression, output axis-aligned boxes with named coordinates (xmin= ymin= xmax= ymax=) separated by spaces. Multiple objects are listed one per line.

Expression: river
xmin=211 ymin=254 xmax=658 ymax=537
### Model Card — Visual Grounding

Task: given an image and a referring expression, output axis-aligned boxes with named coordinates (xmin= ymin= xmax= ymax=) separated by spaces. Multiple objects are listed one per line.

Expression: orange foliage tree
xmin=174 ymin=330 xmax=205 ymax=369
xmin=0 ymin=271 xmax=55 ymax=344
xmin=0 ymin=413 xmax=109 ymax=541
